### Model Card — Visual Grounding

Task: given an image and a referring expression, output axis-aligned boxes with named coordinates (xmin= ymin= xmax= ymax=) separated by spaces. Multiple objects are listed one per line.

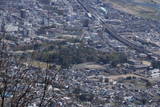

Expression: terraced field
xmin=103 ymin=0 xmax=160 ymax=20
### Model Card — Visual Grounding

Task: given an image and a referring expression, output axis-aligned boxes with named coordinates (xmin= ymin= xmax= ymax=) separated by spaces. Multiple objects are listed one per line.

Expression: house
xmin=150 ymin=69 xmax=160 ymax=79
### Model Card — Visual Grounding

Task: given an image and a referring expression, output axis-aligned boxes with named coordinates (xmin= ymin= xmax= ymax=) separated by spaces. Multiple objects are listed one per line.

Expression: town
xmin=0 ymin=0 xmax=160 ymax=107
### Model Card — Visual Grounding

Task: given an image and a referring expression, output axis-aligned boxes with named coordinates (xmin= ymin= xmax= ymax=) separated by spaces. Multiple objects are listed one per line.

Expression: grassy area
xmin=26 ymin=60 xmax=52 ymax=69
xmin=103 ymin=0 xmax=160 ymax=20
xmin=24 ymin=60 xmax=61 ymax=70
xmin=118 ymin=75 xmax=152 ymax=89
xmin=107 ymin=74 xmax=146 ymax=81
xmin=72 ymin=62 xmax=106 ymax=70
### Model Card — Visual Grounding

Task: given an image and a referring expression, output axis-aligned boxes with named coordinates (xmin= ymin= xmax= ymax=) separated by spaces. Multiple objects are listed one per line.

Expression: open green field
xmin=103 ymin=0 xmax=160 ymax=20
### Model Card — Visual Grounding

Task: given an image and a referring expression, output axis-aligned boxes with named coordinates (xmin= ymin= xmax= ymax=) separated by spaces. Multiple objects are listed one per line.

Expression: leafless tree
xmin=0 ymin=21 xmax=60 ymax=107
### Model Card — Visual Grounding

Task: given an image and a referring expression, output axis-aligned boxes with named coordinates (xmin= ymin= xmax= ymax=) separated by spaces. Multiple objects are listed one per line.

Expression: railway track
xmin=74 ymin=0 xmax=160 ymax=58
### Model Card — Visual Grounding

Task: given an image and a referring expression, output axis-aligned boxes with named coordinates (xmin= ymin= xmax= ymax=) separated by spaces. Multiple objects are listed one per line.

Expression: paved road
xmin=74 ymin=0 xmax=160 ymax=59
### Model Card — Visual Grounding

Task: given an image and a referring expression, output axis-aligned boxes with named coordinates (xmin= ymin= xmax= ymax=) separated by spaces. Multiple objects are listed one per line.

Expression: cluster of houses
xmin=0 ymin=0 xmax=160 ymax=106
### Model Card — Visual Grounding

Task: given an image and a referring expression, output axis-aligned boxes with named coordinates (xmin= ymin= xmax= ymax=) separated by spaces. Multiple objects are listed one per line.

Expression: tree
xmin=0 ymin=22 xmax=59 ymax=107
xmin=152 ymin=61 xmax=160 ymax=69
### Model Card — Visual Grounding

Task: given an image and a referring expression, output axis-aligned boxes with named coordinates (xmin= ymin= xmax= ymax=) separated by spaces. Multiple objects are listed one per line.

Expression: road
xmin=74 ymin=0 xmax=160 ymax=59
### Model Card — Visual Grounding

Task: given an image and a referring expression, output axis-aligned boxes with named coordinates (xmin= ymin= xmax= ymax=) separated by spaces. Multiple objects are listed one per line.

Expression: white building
xmin=150 ymin=69 xmax=160 ymax=79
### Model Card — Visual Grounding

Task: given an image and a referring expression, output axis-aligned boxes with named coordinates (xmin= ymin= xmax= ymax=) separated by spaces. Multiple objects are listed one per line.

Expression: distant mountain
xmin=103 ymin=0 xmax=160 ymax=20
